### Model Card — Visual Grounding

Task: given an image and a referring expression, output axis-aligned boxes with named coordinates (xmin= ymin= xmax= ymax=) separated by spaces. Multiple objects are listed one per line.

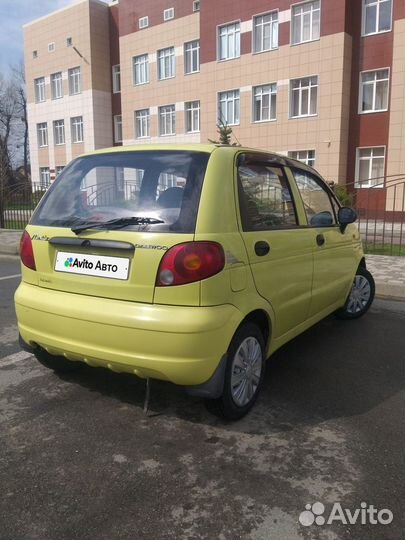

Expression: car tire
xmin=205 ymin=323 xmax=266 ymax=420
xmin=335 ymin=267 xmax=375 ymax=320
xmin=34 ymin=348 xmax=83 ymax=373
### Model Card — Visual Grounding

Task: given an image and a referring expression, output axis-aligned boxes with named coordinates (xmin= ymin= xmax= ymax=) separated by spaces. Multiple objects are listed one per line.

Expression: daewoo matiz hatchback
xmin=15 ymin=145 xmax=375 ymax=419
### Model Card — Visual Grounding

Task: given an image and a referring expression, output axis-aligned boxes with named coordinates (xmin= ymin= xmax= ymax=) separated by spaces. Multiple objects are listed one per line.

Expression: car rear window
xmin=31 ymin=150 xmax=210 ymax=233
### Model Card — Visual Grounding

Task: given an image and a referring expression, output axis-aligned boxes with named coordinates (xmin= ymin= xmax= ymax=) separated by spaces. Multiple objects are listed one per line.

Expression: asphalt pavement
xmin=0 ymin=256 xmax=404 ymax=540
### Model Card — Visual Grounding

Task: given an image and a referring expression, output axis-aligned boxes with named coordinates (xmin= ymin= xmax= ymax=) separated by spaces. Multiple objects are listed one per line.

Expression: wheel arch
xmin=238 ymin=309 xmax=272 ymax=355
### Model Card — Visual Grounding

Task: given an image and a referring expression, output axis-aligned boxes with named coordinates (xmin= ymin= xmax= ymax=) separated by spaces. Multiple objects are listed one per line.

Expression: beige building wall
xmin=120 ymin=13 xmax=201 ymax=145
xmin=24 ymin=0 xmax=113 ymax=187
xmin=386 ymin=18 xmax=405 ymax=212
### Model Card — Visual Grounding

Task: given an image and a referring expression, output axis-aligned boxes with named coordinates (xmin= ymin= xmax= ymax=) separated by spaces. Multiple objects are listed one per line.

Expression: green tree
xmin=209 ymin=120 xmax=240 ymax=146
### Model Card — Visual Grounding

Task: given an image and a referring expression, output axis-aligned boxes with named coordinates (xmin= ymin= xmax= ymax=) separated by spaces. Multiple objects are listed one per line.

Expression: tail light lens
xmin=20 ymin=231 xmax=36 ymax=271
xmin=156 ymin=242 xmax=225 ymax=286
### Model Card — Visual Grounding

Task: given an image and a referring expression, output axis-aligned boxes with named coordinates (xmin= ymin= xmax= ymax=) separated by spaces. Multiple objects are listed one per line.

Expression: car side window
xmin=292 ymin=168 xmax=337 ymax=227
xmin=238 ymin=159 xmax=298 ymax=231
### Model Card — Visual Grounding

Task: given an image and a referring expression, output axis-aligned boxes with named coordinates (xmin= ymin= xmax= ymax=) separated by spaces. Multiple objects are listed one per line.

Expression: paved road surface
xmin=0 ymin=256 xmax=404 ymax=540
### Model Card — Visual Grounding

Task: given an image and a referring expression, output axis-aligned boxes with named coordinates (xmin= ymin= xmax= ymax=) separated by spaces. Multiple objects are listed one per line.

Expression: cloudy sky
xmin=0 ymin=0 xmax=81 ymax=76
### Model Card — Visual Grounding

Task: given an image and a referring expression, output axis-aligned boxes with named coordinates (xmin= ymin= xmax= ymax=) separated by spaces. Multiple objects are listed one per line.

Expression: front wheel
xmin=205 ymin=323 xmax=265 ymax=420
xmin=335 ymin=267 xmax=375 ymax=320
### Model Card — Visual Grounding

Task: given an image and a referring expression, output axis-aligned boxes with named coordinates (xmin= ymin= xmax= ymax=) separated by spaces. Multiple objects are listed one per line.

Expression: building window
xmin=359 ymin=69 xmax=389 ymax=113
xmin=218 ymin=90 xmax=240 ymax=126
xmin=362 ymin=0 xmax=392 ymax=35
xmin=184 ymin=40 xmax=200 ymax=74
xmin=113 ymin=115 xmax=122 ymax=143
xmin=253 ymin=84 xmax=277 ymax=122
xmin=51 ymin=72 xmax=63 ymax=99
xmin=48 ymin=42 xmax=55 ymax=53
xmin=253 ymin=11 xmax=278 ymax=53
xmin=37 ymin=123 xmax=48 ymax=147
xmin=53 ymin=120 xmax=65 ymax=145
xmin=112 ymin=64 xmax=121 ymax=93
xmin=218 ymin=22 xmax=240 ymax=61
xmin=133 ymin=54 xmax=149 ymax=85
xmin=291 ymin=0 xmax=321 ymax=45
xmin=159 ymin=105 xmax=176 ymax=136
xmin=139 ymin=16 xmax=149 ymax=29
xmin=71 ymin=116 xmax=84 ymax=143
xmin=135 ymin=109 xmax=150 ymax=138
xmin=34 ymin=77 xmax=46 ymax=103
xmin=66 ymin=37 xmax=72 ymax=47
xmin=157 ymin=47 xmax=175 ymax=80
xmin=55 ymin=166 xmax=65 ymax=177
xmin=290 ymin=76 xmax=318 ymax=117
xmin=32 ymin=50 xmax=38 ymax=59
xmin=164 ymin=7 xmax=175 ymax=21
xmin=185 ymin=101 xmax=200 ymax=132
xmin=68 ymin=67 xmax=81 ymax=95
xmin=356 ymin=147 xmax=385 ymax=187
xmin=39 ymin=167 xmax=51 ymax=189
xmin=193 ymin=1 xmax=200 ymax=12
xmin=288 ymin=150 xmax=316 ymax=167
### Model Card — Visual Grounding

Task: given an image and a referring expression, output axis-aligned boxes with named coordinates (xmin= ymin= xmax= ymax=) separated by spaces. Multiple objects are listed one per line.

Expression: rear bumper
xmin=15 ymin=282 xmax=242 ymax=386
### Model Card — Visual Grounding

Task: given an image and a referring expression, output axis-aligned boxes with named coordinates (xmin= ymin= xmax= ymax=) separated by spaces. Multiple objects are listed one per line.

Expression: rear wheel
xmin=34 ymin=348 xmax=83 ymax=373
xmin=205 ymin=323 xmax=265 ymax=420
xmin=335 ymin=267 xmax=375 ymax=320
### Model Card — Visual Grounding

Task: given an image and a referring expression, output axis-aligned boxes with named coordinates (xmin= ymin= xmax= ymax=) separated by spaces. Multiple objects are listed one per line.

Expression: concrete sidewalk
xmin=1 ymin=228 xmax=404 ymax=300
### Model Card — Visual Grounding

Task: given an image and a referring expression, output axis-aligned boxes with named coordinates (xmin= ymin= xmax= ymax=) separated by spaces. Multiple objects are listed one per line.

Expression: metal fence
xmin=1 ymin=176 xmax=404 ymax=256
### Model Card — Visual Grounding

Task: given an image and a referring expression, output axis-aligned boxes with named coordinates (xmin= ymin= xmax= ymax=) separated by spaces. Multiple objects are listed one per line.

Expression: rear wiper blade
xmin=71 ymin=216 xmax=165 ymax=234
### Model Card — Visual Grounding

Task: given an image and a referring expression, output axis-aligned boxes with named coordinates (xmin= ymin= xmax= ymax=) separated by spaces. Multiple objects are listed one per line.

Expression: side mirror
xmin=338 ymin=207 xmax=357 ymax=233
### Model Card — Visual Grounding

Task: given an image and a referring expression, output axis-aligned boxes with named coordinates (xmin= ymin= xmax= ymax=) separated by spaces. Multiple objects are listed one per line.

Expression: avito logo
xmin=64 ymin=257 xmax=118 ymax=273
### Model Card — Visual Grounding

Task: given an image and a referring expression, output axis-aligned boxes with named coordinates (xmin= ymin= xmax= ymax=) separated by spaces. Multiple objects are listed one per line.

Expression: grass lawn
xmin=364 ymin=243 xmax=405 ymax=256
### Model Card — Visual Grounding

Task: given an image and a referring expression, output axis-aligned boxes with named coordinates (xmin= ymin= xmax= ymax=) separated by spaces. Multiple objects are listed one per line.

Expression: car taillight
xmin=20 ymin=231 xmax=36 ymax=271
xmin=156 ymin=242 xmax=225 ymax=286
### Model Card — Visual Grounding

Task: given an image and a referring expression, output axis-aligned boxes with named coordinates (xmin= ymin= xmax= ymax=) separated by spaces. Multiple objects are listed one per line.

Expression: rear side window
xmin=292 ymin=168 xmax=337 ymax=227
xmin=237 ymin=157 xmax=298 ymax=231
xmin=31 ymin=151 xmax=209 ymax=233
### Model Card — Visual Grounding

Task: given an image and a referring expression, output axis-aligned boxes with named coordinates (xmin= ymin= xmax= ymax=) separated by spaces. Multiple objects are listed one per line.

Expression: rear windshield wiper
xmin=71 ymin=216 xmax=165 ymax=234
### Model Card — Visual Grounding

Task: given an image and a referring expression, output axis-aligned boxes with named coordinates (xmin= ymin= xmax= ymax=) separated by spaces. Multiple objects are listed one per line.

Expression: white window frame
xmin=37 ymin=123 xmax=48 ymax=147
xmin=252 ymin=10 xmax=279 ymax=53
xmin=185 ymin=101 xmax=200 ymax=133
xmin=34 ymin=77 xmax=46 ymax=103
xmin=53 ymin=119 xmax=65 ymax=146
xmin=48 ymin=42 xmax=55 ymax=53
xmin=113 ymin=114 xmax=122 ymax=143
xmin=139 ymin=16 xmax=149 ymax=29
xmin=355 ymin=146 xmax=386 ymax=188
xmin=290 ymin=75 xmax=319 ymax=118
xmin=362 ymin=0 xmax=392 ymax=36
xmin=55 ymin=165 xmax=65 ymax=177
xmin=112 ymin=64 xmax=121 ymax=93
xmin=164 ymin=7 xmax=175 ymax=21
xmin=158 ymin=105 xmax=176 ymax=136
xmin=133 ymin=54 xmax=149 ymax=85
xmin=157 ymin=47 xmax=175 ymax=80
xmin=358 ymin=68 xmax=390 ymax=114
xmin=291 ymin=0 xmax=321 ymax=45
xmin=193 ymin=0 xmax=200 ymax=12
xmin=184 ymin=40 xmax=200 ymax=74
xmin=71 ymin=116 xmax=84 ymax=143
xmin=51 ymin=72 xmax=63 ymax=100
xmin=288 ymin=149 xmax=316 ymax=167
xmin=68 ymin=66 xmax=81 ymax=95
xmin=217 ymin=21 xmax=241 ymax=61
xmin=39 ymin=167 xmax=51 ymax=189
xmin=218 ymin=89 xmax=240 ymax=126
xmin=135 ymin=109 xmax=150 ymax=139
xmin=253 ymin=84 xmax=277 ymax=123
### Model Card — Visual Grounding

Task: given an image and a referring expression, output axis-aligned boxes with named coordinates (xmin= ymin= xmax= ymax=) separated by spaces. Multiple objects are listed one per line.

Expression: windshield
xmin=31 ymin=150 xmax=210 ymax=233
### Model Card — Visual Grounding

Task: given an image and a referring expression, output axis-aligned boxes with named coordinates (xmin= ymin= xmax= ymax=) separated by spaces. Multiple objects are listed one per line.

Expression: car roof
xmin=79 ymin=143 xmax=320 ymax=176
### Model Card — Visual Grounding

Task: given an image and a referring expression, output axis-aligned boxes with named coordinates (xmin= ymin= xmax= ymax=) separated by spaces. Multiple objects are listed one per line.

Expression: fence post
xmin=0 ymin=159 xmax=5 ymax=229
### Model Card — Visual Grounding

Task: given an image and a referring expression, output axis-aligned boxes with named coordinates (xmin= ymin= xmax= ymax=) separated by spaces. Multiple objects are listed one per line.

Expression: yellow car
xmin=15 ymin=145 xmax=375 ymax=419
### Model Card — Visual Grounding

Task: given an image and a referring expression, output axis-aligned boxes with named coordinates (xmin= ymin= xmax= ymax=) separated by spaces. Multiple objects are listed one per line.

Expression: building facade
xmin=24 ymin=0 xmax=405 ymax=208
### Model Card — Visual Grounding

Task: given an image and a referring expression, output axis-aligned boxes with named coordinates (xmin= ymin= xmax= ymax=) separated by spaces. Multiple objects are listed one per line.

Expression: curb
xmin=375 ymin=283 xmax=405 ymax=302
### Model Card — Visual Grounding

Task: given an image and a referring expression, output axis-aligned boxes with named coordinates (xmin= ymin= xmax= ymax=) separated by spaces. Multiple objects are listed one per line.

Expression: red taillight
xmin=156 ymin=242 xmax=225 ymax=286
xmin=20 ymin=231 xmax=36 ymax=271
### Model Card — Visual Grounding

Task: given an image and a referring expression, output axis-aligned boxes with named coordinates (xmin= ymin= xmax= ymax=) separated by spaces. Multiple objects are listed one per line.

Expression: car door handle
xmin=316 ymin=234 xmax=325 ymax=246
xmin=254 ymin=241 xmax=270 ymax=256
